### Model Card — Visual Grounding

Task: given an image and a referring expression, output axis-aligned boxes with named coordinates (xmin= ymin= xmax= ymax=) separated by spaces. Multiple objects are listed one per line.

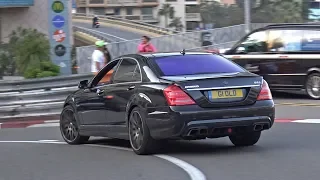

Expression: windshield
xmin=152 ymin=54 xmax=245 ymax=76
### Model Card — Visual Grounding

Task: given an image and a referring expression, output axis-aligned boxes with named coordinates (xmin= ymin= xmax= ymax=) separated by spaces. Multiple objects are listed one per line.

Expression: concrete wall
xmin=0 ymin=0 xmax=73 ymax=45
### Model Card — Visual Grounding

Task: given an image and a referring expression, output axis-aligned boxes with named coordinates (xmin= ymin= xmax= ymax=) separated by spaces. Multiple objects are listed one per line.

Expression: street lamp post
xmin=244 ymin=0 xmax=251 ymax=33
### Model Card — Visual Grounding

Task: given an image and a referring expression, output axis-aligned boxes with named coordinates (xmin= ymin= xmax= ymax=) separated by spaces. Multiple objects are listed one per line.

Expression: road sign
xmin=53 ymin=30 xmax=66 ymax=42
xmin=52 ymin=15 xmax=65 ymax=28
xmin=59 ymin=62 xmax=66 ymax=68
xmin=54 ymin=44 xmax=66 ymax=57
xmin=52 ymin=1 xmax=64 ymax=13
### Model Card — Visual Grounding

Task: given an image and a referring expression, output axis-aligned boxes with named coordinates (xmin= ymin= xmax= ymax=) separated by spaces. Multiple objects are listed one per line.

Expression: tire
xmin=60 ymin=105 xmax=90 ymax=145
xmin=128 ymin=107 xmax=159 ymax=155
xmin=305 ymin=73 xmax=320 ymax=100
xmin=229 ymin=131 xmax=261 ymax=146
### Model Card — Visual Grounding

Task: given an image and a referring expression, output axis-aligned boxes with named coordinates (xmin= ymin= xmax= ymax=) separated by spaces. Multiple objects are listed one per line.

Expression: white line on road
xmin=0 ymin=140 xmax=207 ymax=180
xmin=155 ymin=155 xmax=206 ymax=180
xmin=37 ymin=140 xmax=60 ymax=142
xmin=27 ymin=123 xmax=59 ymax=128
xmin=292 ymin=119 xmax=320 ymax=124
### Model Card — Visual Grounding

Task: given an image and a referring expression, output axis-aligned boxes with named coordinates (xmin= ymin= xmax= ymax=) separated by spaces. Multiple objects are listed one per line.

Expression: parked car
xmin=222 ymin=23 xmax=320 ymax=99
xmin=60 ymin=52 xmax=275 ymax=155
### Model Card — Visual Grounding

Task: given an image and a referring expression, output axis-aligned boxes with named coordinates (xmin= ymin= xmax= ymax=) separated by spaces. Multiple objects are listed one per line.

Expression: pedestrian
xmin=104 ymin=44 xmax=112 ymax=64
xmin=91 ymin=40 xmax=106 ymax=75
xmin=137 ymin=35 xmax=156 ymax=53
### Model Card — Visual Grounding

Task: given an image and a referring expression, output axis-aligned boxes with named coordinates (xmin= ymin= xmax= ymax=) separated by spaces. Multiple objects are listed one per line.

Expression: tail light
xmin=257 ymin=80 xmax=272 ymax=100
xmin=163 ymin=85 xmax=196 ymax=106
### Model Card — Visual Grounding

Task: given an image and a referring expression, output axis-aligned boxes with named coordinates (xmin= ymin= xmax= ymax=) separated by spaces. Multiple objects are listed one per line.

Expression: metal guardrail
xmin=0 ymin=74 xmax=93 ymax=121
xmin=72 ymin=13 xmax=178 ymax=35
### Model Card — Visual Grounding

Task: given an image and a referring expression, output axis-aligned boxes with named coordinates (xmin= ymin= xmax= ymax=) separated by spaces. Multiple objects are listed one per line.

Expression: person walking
xmin=103 ymin=44 xmax=112 ymax=64
xmin=137 ymin=36 xmax=156 ymax=53
xmin=91 ymin=40 xmax=106 ymax=75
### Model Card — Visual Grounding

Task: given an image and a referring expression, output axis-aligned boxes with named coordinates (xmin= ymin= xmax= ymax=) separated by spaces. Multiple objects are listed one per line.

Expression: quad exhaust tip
xmin=253 ymin=123 xmax=270 ymax=131
xmin=187 ymin=128 xmax=208 ymax=136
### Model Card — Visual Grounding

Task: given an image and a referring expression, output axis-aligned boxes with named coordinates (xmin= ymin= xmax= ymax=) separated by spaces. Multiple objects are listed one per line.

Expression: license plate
xmin=210 ymin=89 xmax=243 ymax=99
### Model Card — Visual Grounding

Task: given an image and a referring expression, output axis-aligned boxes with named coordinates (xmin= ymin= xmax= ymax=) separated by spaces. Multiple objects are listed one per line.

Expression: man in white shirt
xmin=91 ymin=40 xmax=106 ymax=74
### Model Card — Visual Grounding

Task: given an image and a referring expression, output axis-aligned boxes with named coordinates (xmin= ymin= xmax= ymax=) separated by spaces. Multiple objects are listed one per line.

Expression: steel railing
xmin=0 ymin=74 xmax=94 ymax=121
xmin=72 ymin=13 xmax=179 ymax=35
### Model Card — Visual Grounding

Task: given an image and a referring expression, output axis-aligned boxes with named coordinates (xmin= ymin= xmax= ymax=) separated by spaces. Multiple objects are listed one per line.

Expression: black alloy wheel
xmin=60 ymin=105 xmax=89 ymax=144
xmin=306 ymin=73 xmax=320 ymax=99
xmin=128 ymin=107 xmax=159 ymax=155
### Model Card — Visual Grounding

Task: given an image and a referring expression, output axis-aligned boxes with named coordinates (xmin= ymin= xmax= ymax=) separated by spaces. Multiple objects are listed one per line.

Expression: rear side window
xmin=153 ymin=54 xmax=245 ymax=76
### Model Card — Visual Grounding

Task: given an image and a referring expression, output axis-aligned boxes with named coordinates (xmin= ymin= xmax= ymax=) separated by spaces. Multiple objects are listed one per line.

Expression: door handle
xmin=97 ymin=89 xmax=104 ymax=96
xmin=127 ymin=86 xmax=135 ymax=91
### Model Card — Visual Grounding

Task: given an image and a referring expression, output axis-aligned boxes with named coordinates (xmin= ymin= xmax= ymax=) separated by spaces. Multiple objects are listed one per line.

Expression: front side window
xmin=152 ymin=54 xmax=245 ymax=76
xmin=235 ymin=31 xmax=268 ymax=54
xmin=113 ymin=58 xmax=141 ymax=83
xmin=91 ymin=60 xmax=120 ymax=87
xmin=267 ymin=29 xmax=320 ymax=52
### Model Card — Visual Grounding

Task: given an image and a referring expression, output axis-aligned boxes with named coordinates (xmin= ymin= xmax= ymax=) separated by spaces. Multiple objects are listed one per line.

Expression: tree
xmin=158 ymin=4 xmax=175 ymax=28
xmin=8 ymin=27 xmax=60 ymax=78
xmin=200 ymin=1 xmax=243 ymax=28
xmin=0 ymin=44 xmax=16 ymax=78
xmin=169 ymin=17 xmax=184 ymax=31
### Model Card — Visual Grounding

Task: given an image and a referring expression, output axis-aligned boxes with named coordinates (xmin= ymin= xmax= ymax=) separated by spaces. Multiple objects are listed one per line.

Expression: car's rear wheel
xmin=229 ymin=131 xmax=261 ymax=146
xmin=306 ymin=73 xmax=320 ymax=99
xmin=128 ymin=107 xmax=159 ymax=155
xmin=60 ymin=105 xmax=89 ymax=145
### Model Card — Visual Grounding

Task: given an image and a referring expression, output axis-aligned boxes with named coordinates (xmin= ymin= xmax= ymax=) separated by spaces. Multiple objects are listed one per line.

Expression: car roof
xmin=263 ymin=23 xmax=320 ymax=29
xmin=140 ymin=52 xmax=213 ymax=58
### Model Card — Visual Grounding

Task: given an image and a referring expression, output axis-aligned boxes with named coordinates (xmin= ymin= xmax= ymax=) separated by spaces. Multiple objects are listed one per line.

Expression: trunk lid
xmin=160 ymin=72 xmax=263 ymax=108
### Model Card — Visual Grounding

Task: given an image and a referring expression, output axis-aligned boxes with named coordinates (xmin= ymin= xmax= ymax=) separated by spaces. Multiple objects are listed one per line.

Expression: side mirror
xmin=78 ymin=80 xmax=88 ymax=89
xmin=236 ymin=46 xmax=246 ymax=54
xmin=219 ymin=48 xmax=231 ymax=54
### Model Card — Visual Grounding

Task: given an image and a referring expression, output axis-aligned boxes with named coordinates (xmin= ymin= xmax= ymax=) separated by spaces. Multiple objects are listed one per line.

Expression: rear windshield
xmin=153 ymin=54 xmax=245 ymax=76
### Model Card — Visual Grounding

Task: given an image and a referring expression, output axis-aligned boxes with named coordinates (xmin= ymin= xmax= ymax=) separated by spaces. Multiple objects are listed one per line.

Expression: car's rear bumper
xmin=145 ymin=100 xmax=275 ymax=140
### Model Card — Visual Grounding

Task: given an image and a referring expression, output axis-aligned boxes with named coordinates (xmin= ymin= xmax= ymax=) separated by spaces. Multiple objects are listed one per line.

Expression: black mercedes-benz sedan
xmin=60 ymin=52 xmax=275 ymax=155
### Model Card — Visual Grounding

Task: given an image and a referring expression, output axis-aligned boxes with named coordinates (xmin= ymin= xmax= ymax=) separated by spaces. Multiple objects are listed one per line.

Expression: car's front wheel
xmin=60 ymin=105 xmax=90 ymax=145
xmin=229 ymin=131 xmax=261 ymax=146
xmin=128 ymin=107 xmax=159 ymax=155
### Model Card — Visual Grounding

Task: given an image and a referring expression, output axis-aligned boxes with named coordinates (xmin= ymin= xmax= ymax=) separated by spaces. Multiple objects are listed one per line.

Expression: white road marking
xmin=0 ymin=140 xmax=207 ymax=180
xmin=44 ymin=120 xmax=60 ymax=123
xmin=38 ymin=140 xmax=59 ymax=142
xmin=292 ymin=119 xmax=320 ymax=124
xmin=155 ymin=155 xmax=206 ymax=180
xmin=27 ymin=123 xmax=59 ymax=128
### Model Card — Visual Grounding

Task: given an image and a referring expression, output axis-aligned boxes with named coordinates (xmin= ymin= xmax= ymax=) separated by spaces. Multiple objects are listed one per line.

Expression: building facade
xmin=0 ymin=0 xmax=50 ymax=43
xmin=157 ymin=0 xmax=201 ymax=31
xmin=76 ymin=0 xmax=159 ymax=24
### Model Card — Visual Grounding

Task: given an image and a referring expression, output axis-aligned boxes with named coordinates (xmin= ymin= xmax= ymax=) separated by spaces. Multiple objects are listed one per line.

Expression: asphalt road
xmin=73 ymin=21 xmax=144 ymax=40
xmin=0 ymin=92 xmax=319 ymax=180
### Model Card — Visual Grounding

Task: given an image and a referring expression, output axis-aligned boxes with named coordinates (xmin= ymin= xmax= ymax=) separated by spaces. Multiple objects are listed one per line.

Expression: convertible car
xmin=60 ymin=52 xmax=275 ymax=155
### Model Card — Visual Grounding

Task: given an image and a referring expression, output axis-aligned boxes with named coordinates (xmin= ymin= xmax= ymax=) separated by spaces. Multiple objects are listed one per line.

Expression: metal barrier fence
xmin=0 ymin=74 xmax=93 ymax=121
xmin=72 ymin=13 xmax=176 ymax=35
xmin=76 ymin=23 xmax=270 ymax=74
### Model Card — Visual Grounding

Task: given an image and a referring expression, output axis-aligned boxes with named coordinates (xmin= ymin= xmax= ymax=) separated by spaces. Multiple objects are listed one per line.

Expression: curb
xmin=0 ymin=114 xmax=60 ymax=123
xmin=0 ymin=120 xmax=59 ymax=129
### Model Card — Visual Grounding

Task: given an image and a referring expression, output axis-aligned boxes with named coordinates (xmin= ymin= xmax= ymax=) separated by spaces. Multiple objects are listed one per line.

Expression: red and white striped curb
xmin=0 ymin=120 xmax=59 ymax=129
xmin=0 ymin=119 xmax=320 ymax=129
